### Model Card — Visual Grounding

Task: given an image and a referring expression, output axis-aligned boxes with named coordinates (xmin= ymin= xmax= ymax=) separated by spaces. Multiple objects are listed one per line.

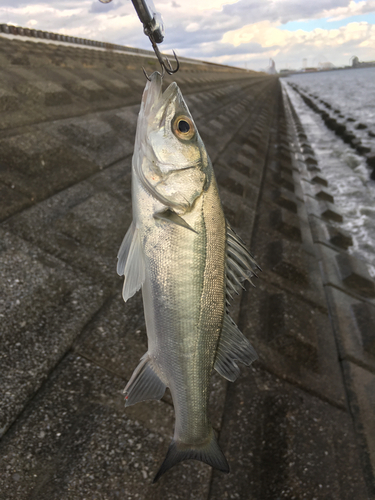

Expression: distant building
xmin=318 ymin=61 xmax=335 ymax=70
xmin=266 ymin=58 xmax=277 ymax=75
xmin=352 ymin=56 xmax=360 ymax=67
xmin=351 ymin=55 xmax=375 ymax=68
xmin=278 ymin=69 xmax=296 ymax=76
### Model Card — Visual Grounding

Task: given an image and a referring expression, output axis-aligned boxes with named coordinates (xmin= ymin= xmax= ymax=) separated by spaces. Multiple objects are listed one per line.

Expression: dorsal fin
xmin=226 ymin=222 xmax=261 ymax=306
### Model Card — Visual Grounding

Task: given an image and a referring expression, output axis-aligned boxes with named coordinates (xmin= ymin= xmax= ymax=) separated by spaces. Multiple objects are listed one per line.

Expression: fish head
xmin=134 ymin=72 xmax=209 ymax=211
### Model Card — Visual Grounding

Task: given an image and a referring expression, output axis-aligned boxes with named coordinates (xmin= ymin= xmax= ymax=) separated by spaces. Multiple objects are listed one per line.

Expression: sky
xmin=1 ymin=0 xmax=375 ymax=71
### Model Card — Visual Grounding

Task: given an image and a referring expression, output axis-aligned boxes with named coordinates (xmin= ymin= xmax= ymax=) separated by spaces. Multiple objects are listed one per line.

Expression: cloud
xmin=323 ymin=0 xmax=375 ymax=21
xmin=1 ymin=0 xmax=375 ymax=70
xmin=89 ymin=1 xmax=122 ymax=14
xmin=215 ymin=20 xmax=375 ymax=68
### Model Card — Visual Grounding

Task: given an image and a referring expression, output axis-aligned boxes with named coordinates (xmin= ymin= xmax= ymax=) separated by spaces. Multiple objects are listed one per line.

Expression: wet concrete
xmin=0 ymin=33 xmax=374 ymax=499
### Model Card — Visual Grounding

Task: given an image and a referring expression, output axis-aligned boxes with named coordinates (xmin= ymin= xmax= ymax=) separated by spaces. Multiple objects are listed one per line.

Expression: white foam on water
xmin=283 ymin=77 xmax=375 ymax=278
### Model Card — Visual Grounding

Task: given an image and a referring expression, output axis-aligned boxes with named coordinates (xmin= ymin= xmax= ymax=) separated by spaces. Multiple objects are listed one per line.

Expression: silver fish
xmin=117 ymin=72 xmax=259 ymax=482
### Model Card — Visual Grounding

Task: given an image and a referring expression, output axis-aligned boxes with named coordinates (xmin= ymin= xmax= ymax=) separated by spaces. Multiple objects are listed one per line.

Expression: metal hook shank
xmin=150 ymin=37 xmax=179 ymax=75
xmin=131 ymin=0 xmax=180 ymax=76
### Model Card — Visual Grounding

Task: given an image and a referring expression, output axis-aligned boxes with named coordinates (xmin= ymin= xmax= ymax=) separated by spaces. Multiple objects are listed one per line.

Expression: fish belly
xmin=142 ymin=181 xmax=226 ymax=446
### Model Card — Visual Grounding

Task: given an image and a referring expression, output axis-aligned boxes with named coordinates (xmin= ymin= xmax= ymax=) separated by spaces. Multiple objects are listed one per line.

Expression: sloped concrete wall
xmin=0 ymin=34 xmax=373 ymax=499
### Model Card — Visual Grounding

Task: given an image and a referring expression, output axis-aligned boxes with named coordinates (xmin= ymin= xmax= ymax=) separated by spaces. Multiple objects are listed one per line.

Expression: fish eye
xmin=173 ymin=115 xmax=195 ymax=140
xmin=178 ymin=120 xmax=190 ymax=133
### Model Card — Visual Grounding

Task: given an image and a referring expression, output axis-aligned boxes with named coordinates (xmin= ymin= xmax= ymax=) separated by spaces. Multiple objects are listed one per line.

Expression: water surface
xmin=283 ymin=69 xmax=375 ymax=277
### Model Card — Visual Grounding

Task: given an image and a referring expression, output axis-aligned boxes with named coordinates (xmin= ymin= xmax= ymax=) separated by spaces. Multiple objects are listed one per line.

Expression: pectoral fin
xmin=214 ymin=314 xmax=258 ymax=382
xmin=154 ymin=209 xmax=197 ymax=233
xmin=117 ymin=222 xmax=145 ymax=302
xmin=124 ymin=354 xmax=166 ymax=407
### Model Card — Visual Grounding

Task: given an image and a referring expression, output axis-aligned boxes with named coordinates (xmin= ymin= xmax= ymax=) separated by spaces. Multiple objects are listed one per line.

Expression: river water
xmin=282 ymin=68 xmax=375 ymax=277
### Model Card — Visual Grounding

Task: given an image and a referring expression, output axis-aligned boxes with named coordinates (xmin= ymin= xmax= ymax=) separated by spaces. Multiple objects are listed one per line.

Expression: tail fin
xmin=153 ymin=429 xmax=229 ymax=483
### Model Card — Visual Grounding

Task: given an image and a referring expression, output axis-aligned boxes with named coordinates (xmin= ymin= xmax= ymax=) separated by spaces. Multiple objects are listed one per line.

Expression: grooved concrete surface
xmin=0 ymin=35 xmax=374 ymax=499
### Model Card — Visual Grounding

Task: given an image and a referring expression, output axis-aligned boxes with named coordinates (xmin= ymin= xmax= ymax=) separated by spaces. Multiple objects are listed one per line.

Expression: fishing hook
xmin=142 ymin=65 xmax=164 ymax=81
xmin=131 ymin=0 xmax=179 ymax=76
xmin=99 ymin=0 xmax=179 ymax=76
xmin=146 ymin=32 xmax=179 ymax=76
xmin=142 ymin=35 xmax=179 ymax=80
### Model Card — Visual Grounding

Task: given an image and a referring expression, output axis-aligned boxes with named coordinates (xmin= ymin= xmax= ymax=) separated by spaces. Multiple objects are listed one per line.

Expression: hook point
xmin=142 ymin=67 xmax=152 ymax=81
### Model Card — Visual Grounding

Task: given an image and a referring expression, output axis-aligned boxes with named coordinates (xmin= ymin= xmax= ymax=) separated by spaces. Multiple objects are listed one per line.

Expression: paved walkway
xmin=0 ymin=34 xmax=374 ymax=499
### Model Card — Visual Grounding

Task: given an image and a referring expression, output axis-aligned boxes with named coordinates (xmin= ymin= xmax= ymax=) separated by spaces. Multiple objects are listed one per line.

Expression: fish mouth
xmin=144 ymin=71 xmax=179 ymax=117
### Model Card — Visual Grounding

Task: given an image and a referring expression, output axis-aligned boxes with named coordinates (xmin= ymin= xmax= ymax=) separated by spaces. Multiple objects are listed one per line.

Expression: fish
xmin=117 ymin=71 xmax=260 ymax=482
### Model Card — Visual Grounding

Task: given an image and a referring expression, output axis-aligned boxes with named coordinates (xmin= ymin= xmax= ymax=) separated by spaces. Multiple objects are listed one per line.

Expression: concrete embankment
xmin=287 ymin=82 xmax=375 ymax=179
xmin=0 ymin=33 xmax=374 ymax=499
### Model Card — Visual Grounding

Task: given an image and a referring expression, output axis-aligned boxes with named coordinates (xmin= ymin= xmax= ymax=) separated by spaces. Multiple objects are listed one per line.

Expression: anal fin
xmin=124 ymin=354 xmax=166 ymax=407
xmin=215 ymin=314 xmax=258 ymax=382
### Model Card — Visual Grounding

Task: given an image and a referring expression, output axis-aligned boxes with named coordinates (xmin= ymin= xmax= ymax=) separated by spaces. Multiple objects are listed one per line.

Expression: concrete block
xmin=218 ymin=186 xmax=256 ymax=233
xmin=318 ymin=244 xmax=375 ymax=302
xmin=0 ymin=229 xmax=105 ymax=437
xmin=99 ymin=78 xmax=131 ymax=97
xmin=0 ymin=354 xmax=214 ymax=499
xmin=294 ymin=151 xmax=304 ymax=162
xmin=50 ymin=114 xmax=133 ymax=168
xmin=291 ymin=175 xmax=305 ymax=203
xmin=209 ymin=365 xmax=367 ymax=500
xmin=269 ymin=207 xmax=302 ymax=242
xmin=241 ymin=280 xmax=347 ymax=401
xmin=279 ymin=159 xmax=295 ymax=175
xmin=342 ymin=361 xmax=375 ymax=489
xmin=0 ymin=182 xmax=31 ymax=222
xmin=0 ymin=87 xmax=19 ymax=111
xmin=296 ymin=205 xmax=320 ymax=258
xmin=325 ymin=286 xmax=375 ymax=372
xmin=305 ymin=197 xmax=343 ymax=223
xmin=300 ymin=179 xmax=334 ymax=203
xmin=10 ymin=52 xmax=30 ymax=66
xmin=254 ymin=212 xmax=327 ymax=310
xmin=23 ymin=81 xmax=72 ymax=106
xmin=311 ymin=174 xmax=329 ymax=187
xmin=268 ymin=239 xmax=309 ymax=285
xmin=233 ymin=151 xmax=252 ymax=170
xmin=74 ymin=292 xmax=147 ymax=382
xmin=300 ymin=142 xmax=314 ymax=155
xmin=304 ymin=155 xmax=318 ymax=166
xmin=216 ymin=165 xmax=259 ymax=201
xmin=3 ymin=163 xmax=132 ymax=290
xmin=309 ymin=215 xmax=353 ymax=250
xmin=314 ymin=188 xmax=334 ymax=203
xmin=240 ymin=143 xmax=257 ymax=159
xmin=0 ymin=130 xmax=62 ymax=174
xmin=65 ymin=80 xmax=108 ymax=102
xmin=336 ymin=253 xmax=375 ymax=297
xmin=271 ymin=170 xmax=295 ymax=192
xmin=0 ymin=131 xmax=99 ymax=206
xmin=268 ymin=188 xmax=298 ymax=213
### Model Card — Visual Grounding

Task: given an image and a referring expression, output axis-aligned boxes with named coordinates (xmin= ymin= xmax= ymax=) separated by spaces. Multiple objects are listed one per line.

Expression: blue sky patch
xmin=279 ymin=13 xmax=375 ymax=32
